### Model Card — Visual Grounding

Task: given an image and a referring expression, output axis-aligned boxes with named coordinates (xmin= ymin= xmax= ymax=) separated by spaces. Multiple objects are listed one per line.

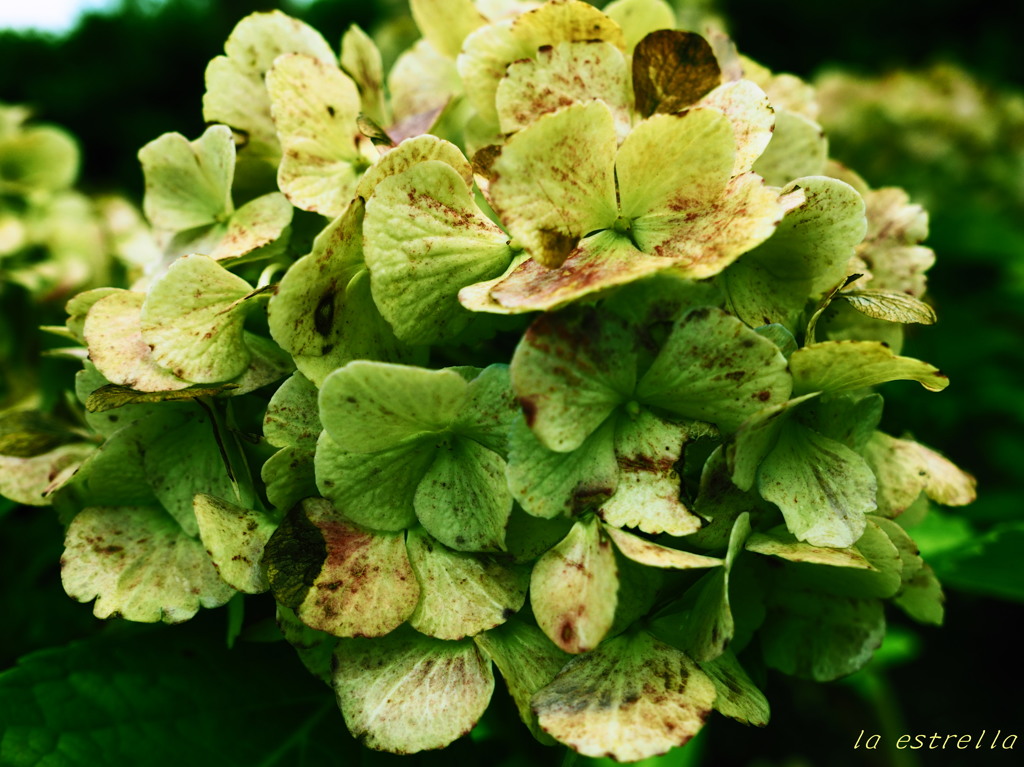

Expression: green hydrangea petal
xmin=458 ymin=1 xmax=625 ymax=127
xmin=138 ymin=125 xmax=234 ymax=232
xmin=83 ymin=291 xmax=190 ymax=392
xmin=636 ymin=306 xmax=792 ymax=432
xmin=598 ymin=410 xmax=707 ymax=536
xmin=631 ymin=172 xmax=787 ymax=278
xmin=193 ymin=493 xmax=277 ymax=594
xmin=496 ymin=41 xmax=631 ymax=137
xmin=473 ymin=619 xmax=569 ymax=744
xmin=697 ymin=80 xmax=775 ymax=175
xmin=487 ymin=230 xmax=670 ymax=312
xmin=697 ymin=650 xmax=770 ymax=727
xmin=340 ymin=23 xmax=388 ymax=125
xmin=363 ymin=161 xmax=513 ymax=344
xmin=790 ymin=340 xmax=949 ymax=395
xmin=745 ymin=525 xmax=875 ymax=569
xmin=0 ymin=124 xmax=79 ymax=192
xmin=314 ymin=431 xmax=429 ymax=532
xmin=721 ymin=176 xmax=867 ymax=330
xmin=414 ymin=436 xmax=512 ymax=552
xmin=264 ymin=371 xmax=321 ymax=448
xmin=319 ymin=361 xmax=467 ymax=452
xmin=752 ymin=111 xmax=828 ymax=187
xmin=489 ymin=102 xmax=618 ymax=267
xmin=203 ymin=11 xmax=335 ymax=165
xmin=605 ymin=525 xmax=723 ymax=569
xmin=761 ymin=589 xmax=884 ymax=681
xmin=389 ymin=40 xmax=460 ymax=131
xmin=267 ymin=201 xmax=410 ymax=386
xmin=207 ymin=192 xmax=293 ymax=262
xmin=261 ymin=447 xmax=318 ymax=513
xmin=407 ymin=527 xmax=528 ymax=640
xmin=511 ymin=308 xmax=635 ymax=452
xmin=355 ymin=134 xmax=472 ymax=199
xmin=276 ymin=604 xmax=338 ymax=685
xmin=531 ymin=515 xmax=618 ymax=653
xmin=410 ymin=0 xmax=487 ymax=59
xmin=334 ymin=631 xmax=494 ymax=754
xmin=0 ymin=443 xmax=94 ymax=507
xmin=604 ymin=0 xmax=676 ymax=51
xmin=532 ymin=631 xmax=716 ymax=761
xmin=140 ymin=254 xmax=256 ymax=383
xmin=757 ymin=420 xmax=876 ymax=547
xmin=450 ymin=364 xmax=520 ymax=456
xmin=267 ymin=53 xmax=365 ymax=217
xmin=264 ymin=497 xmax=420 ymax=637
xmin=507 ymin=416 xmax=619 ymax=520
xmin=61 ymin=505 xmax=234 ymax=623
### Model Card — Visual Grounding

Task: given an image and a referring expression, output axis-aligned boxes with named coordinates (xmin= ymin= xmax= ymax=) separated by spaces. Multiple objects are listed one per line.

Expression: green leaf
xmin=267 ymin=200 xmax=411 ymax=387
xmin=840 ymin=289 xmax=937 ymax=325
xmin=507 ymin=416 xmax=619 ymax=519
xmin=604 ymin=0 xmax=677 ymax=51
xmin=790 ymin=341 xmax=949 ymax=395
xmin=83 ymin=291 xmax=190 ymax=392
xmin=473 ymin=619 xmax=569 ymax=744
xmin=757 ymin=419 xmax=877 ymax=547
xmin=697 ymin=650 xmax=770 ymax=726
xmin=140 ymin=255 xmax=258 ymax=383
xmin=202 ymin=10 xmax=335 ymax=166
xmin=721 ymin=176 xmax=867 ymax=330
xmin=929 ymin=523 xmax=1024 ymax=602
xmin=496 ymin=41 xmax=631 ymax=137
xmin=333 ymin=630 xmax=494 ymax=754
xmin=138 ymin=125 xmax=234 ymax=231
xmin=511 ymin=308 xmax=634 ymax=452
xmin=314 ymin=431 xmax=429 ymax=531
xmin=320 ymin=361 xmax=468 ymax=452
xmin=407 ymin=527 xmax=528 ymax=640
xmin=414 ymin=436 xmax=513 ymax=552
xmin=761 ymin=589 xmax=885 ymax=681
xmin=0 ymin=620 xmax=353 ymax=767
xmin=267 ymin=53 xmax=365 ymax=217
xmin=531 ymin=515 xmax=618 ymax=653
xmin=532 ymin=631 xmax=716 ymax=761
xmin=264 ymin=498 xmax=420 ymax=637
xmin=598 ymin=409 xmax=707 ymax=536
xmin=489 ymin=101 xmax=618 ymax=267
xmin=61 ymin=505 xmax=234 ymax=623
xmin=363 ymin=160 xmax=513 ymax=344
xmin=193 ymin=493 xmax=278 ymax=594
xmin=637 ymin=306 xmax=792 ymax=431
xmin=632 ymin=30 xmax=721 ymax=116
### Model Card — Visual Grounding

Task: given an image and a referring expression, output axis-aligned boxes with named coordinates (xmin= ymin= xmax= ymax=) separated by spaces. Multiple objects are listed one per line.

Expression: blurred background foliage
xmin=1 ymin=1 xmax=1023 ymax=765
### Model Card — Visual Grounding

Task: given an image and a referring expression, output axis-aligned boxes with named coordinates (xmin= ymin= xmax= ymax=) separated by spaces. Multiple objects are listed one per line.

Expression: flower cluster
xmin=0 ymin=0 xmax=976 ymax=761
